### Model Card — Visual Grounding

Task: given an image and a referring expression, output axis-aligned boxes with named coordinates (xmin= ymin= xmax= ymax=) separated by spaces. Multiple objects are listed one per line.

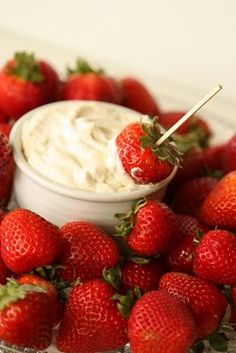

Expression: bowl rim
xmin=10 ymin=100 xmax=178 ymax=203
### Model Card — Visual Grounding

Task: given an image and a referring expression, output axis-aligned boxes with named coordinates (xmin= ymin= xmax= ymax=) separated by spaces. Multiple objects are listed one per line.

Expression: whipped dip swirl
xmin=21 ymin=101 xmax=153 ymax=192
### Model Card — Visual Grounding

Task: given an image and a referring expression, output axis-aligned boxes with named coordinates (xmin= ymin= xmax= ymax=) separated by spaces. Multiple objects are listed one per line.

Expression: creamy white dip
xmin=21 ymin=101 xmax=153 ymax=192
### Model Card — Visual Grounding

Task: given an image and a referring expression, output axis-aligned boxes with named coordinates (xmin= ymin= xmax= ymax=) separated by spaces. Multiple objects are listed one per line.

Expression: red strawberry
xmin=116 ymin=198 xmax=178 ymax=256
xmin=19 ymin=274 xmax=64 ymax=327
xmin=0 ymin=133 xmax=14 ymax=206
xmin=159 ymin=272 xmax=228 ymax=339
xmin=0 ymin=280 xmax=52 ymax=349
xmin=0 ymin=208 xmax=62 ymax=273
xmin=121 ymin=258 xmax=165 ymax=293
xmin=221 ymin=135 xmax=236 ymax=173
xmin=172 ymin=176 xmax=218 ymax=216
xmin=120 ymin=77 xmax=161 ymax=116
xmin=62 ymin=58 xmax=122 ymax=104
xmin=169 ymin=146 xmax=204 ymax=190
xmin=193 ymin=230 xmax=236 ymax=285
xmin=199 ymin=171 xmax=236 ymax=229
xmin=159 ymin=111 xmax=211 ymax=139
xmin=58 ymin=221 xmax=120 ymax=282
xmin=128 ymin=290 xmax=196 ymax=353
xmin=39 ymin=60 xmax=60 ymax=102
xmin=0 ymin=122 xmax=12 ymax=138
xmin=0 ymin=208 xmax=6 ymax=223
xmin=230 ymin=286 xmax=236 ymax=329
xmin=0 ymin=52 xmax=59 ymax=120
xmin=166 ymin=215 xmax=208 ymax=274
xmin=202 ymin=144 xmax=225 ymax=172
xmin=116 ymin=120 xmax=181 ymax=184
xmin=0 ymin=108 xmax=8 ymax=123
xmin=56 ymin=279 xmax=128 ymax=353
xmin=0 ymin=255 xmax=11 ymax=285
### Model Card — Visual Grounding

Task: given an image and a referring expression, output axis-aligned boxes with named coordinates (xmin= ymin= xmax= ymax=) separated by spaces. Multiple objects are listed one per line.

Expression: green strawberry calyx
xmin=67 ymin=58 xmax=104 ymax=76
xmin=33 ymin=265 xmax=71 ymax=301
xmin=112 ymin=290 xmax=138 ymax=319
xmin=115 ymin=197 xmax=147 ymax=237
xmin=103 ymin=266 xmax=122 ymax=291
xmin=0 ymin=278 xmax=46 ymax=311
xmin=7 ymin=52 xmax=44 ymax=83
xmin=140 ymin=120 xmax=182 ymax=166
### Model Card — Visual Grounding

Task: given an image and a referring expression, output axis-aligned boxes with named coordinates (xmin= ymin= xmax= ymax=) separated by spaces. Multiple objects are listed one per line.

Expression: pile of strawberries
xmin=0 ymin=51 xmax=235 ymax=353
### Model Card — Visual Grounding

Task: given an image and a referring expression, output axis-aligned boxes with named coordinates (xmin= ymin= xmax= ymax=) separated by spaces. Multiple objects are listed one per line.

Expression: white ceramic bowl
xmin=10 ymin=101 xmax=177 ymax=229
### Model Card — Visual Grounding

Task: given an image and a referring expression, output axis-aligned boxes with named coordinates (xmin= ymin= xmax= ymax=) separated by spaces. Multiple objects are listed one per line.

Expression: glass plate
xmin=1 ymin=338 xmax=236 ymax=353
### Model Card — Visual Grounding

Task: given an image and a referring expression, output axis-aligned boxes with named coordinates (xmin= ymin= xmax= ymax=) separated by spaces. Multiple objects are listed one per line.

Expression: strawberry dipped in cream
xmin=21 ymin=102 xmax=149 ymax=192
xmin=21 ymin=102 xmax=179 ymax=193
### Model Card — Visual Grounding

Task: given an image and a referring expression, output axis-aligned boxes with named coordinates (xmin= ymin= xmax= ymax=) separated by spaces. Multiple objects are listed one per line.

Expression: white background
xmin=0 ymin=0 xmax=235 ymax=111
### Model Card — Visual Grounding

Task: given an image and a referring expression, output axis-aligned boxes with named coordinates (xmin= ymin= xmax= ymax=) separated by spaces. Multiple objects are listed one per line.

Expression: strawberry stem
xmin=140 ymin=121 xmax=182 ymax=166
xmin=103 ymin=267 xmax=121 ymax=291
xmin=0 ymin=278 xmax=46 ymax=310
xmin=8 ymin=52 xmax=44 ymax=83
xmin=67 ymin=58 xmax=104 ymax=76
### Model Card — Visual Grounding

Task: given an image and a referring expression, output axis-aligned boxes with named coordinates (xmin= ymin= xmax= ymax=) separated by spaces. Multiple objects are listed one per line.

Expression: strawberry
xmin=0 ymin=208 xmax=62 ymax=273
xmin=116 ymin=198 xmax=178 ymax=256
xmin=62 ymin=58 xmax=122 ymax=104
xmin=116 ymin=120 xmax=181 ymax=184
xmin=166 ymin=215 xmax=208 ymax=274
xmin=172 ymin=176 xmax=218 ymax=216
xmin=0 ymin=208 xmax=6 ymax=223
xmin=58 ymin=221 xmax=120 ymax=282
xmin=199 ymin=171 xmax=236 ymax=229
xmin=56 ymin=279 xmax=128 ymax=353
xmin=19 ymin=274 xmax=64 ymax=327
xmin=221 ymin=135 xmax=236 ymax=173
xmin=159 ymin=272 xmax=228 ymax=339
xmin=128 ymin=289 xmax=196 ymax=353
xmin=121 ymin=258 xmax=165 ymax=293
xmin=39 ymin=60 xmax=60 ymax=102
xmin=120 ymin=77 xmax=161 ymax=116
xmin=0 ymin=279 xmax=52 ymax=349
xmin=202 ymin=144 xmax=225 ymax=173
xmin=193 ymin=230 xmax=236 ymax=285
xmin=0 ymin=123 xmax=12 ymax=139
xmin=0 ymin=255 xmax=11 ymax=285
xmin=168 ymin=146 xmax=204 ymax=193
xmin=0 ymin=108 xmax=8 ymax=123
xmin=0 ymin=52 xmax=59 ymax=120
xmin=159 ymin=111 xmax=210 ymax=136
xmin=0 ymin=133 xmax=14 ymax=206
xmin=230 ymin=286 xmax=236 ymax=329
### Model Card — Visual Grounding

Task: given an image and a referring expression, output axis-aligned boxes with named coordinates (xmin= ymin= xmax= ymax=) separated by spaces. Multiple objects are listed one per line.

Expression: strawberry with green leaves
xmin=18 ymin=274 xmax=64 ymax=327
xmin=62 ymin=58 xmax=122 ymax=104
xmin=116 ymin=198 xmax=178 ymax=256
xmin=56 ymin=279 xmax=128 ymax=353
xmin=0 ymin=52 xmax=59 ymax=119
xmin=121 ymin=258 xmax=165 ymax=293
xmin=0 ymin=133 xmax=14 ymax=206
xmin=159 ymin=111 xmax=211 ymax=150
xmin=0 ymin=279 xmax=53 ymax=349
xmin=120 ymin=77 xmax=161 ymax=116
xmin=159 ymin=272 xmax=228 ymax=339
xmin=0 ymin=208 xmax=62 ymax=273
xmin=58 ymin=221 xmax=120 ymax=283
xmin=199 ymin=171 xmax=236 ymax=229
xmin=116 ymin=119 xmax=181 ymax=185
xmin=193 ymin=230 xmax=236 ymax=285
xmin=128 ymin=289 xmax=197 ymax=353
